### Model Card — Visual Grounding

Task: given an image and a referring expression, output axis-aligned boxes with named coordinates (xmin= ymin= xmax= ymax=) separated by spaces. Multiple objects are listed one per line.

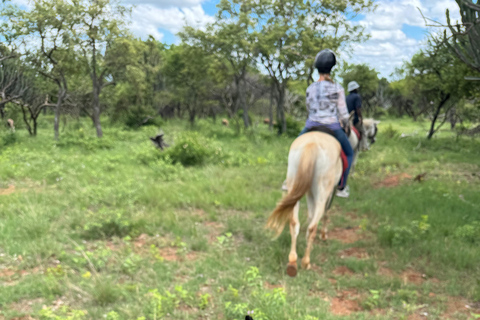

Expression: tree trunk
xmin=269 ymin=83 xmax=274 ymax=131
xmin=33 ymin=116 xmax=38 ymax=136
xmin=21 ymin=105 xmax=33 ymax=136
xmin=240 ymin=78 xmax=249 ymax=128
xmin=428 ymin=94 xmax=450 ymax=139
xmin=277 ymin=85 xmax=287 ymax=134
xmin=91 ymin=41 xmax=103 ymax=138
xmin=54 ymin=89 xmax=66 ymax=141
xmin=92 ymin=82 xmax=103 ymax=138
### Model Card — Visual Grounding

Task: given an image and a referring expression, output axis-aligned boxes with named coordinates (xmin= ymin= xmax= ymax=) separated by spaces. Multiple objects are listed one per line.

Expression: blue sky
xmin=120 ymin=0 xmax=461 ymax=79
xmin=8 ymin=0 xmax=461 ymax=78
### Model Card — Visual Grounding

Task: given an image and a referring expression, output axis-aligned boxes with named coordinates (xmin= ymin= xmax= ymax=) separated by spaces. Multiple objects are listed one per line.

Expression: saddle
xmin=352 ymin=126 xmax=361 ymax=141
xmin=304 ymin=126 xmax=349 ymax=179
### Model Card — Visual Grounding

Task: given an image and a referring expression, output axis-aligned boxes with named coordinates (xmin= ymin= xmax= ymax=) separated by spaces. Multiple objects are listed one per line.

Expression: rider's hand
xmin=345 ymin=124 xmax=351 ymax=137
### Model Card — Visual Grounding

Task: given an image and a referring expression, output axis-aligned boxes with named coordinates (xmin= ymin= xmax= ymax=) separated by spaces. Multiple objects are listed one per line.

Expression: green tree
xmin=182 ymin=0 xmax=257 ymax=128
xmin=163 ymin=44 xmax=214 ymax=125
xmin=3 ymin=0 xmax=79 ymax=140
xmin=340 ymin=63 xmax=379 ymax=114
xmin=403 ymin=42 xmax=475 ymax=139
xmin=73 ymin=0 xmax=130 ymax=138
xmin=248 ymin=0 xmax=373 ymax=133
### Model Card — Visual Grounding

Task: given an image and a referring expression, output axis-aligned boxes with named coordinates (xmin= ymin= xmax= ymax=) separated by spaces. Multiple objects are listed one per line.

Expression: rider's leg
xmin=333 ymin=129 xmax=354 ymax=190
xmin=298 ymin=127 xmax=309 ymax=137
xmin=354 ymin=120 xmax=368 ymax=150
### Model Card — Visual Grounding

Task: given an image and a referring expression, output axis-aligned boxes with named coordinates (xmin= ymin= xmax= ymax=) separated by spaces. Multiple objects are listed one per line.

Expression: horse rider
xmin=282 ymin=49 xmax=353 ymax=198
xmin=346 ymin=81 xmax=368 ymax=150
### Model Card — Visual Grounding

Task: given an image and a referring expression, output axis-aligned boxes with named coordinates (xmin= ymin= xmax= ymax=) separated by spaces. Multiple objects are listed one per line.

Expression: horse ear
xmin=375 ymin=121 xmax=381 ymax=125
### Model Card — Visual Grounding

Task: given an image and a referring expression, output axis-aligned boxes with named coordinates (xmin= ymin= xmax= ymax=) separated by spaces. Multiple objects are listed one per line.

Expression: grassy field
xmin=0 ymin=117 xmax=479 ymax=320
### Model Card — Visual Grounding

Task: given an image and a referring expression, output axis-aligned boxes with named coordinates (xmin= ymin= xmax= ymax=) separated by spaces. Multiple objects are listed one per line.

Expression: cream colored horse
xmin=268 ymin=118 xmax=379 ymax=277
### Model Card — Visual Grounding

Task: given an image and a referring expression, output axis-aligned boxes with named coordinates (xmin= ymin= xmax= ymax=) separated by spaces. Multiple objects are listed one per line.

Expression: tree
xmin=181 ymin=1 xmax=257 ymax=129
xmin=403 ymin=42 xmax=475 ymax=139
xmin=340 ymin=63 xmax=379 ymax=114
xmin=249 ymin=0 xmax=373 ymax=133
xmin=0 ymin=57 xmax=29 ymax=118
xmin=74 ymin=0 xmax=130 ymax=138
xmin=445 ymin=0 xmax=480 ymax=73
xmin=163 ymin=44 xmax=214 ymax=125
xmin=4 ymin=0 xmax=79 ymax=140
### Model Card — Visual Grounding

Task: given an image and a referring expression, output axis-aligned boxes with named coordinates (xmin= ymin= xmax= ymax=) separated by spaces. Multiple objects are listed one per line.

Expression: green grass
xmin=0 ymin=116 xmax=479 ymax=320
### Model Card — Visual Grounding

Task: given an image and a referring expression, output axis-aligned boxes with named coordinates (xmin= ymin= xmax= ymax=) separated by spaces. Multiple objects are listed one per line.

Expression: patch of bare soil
xmin=0 ymin=185 xmax=16 ymax=195
xmin=407 ymin=314 xmax=426 ymax=320
xmin=9 ymin=298 xmax=44 ymax=314
xmin=133 ymin=233 xmax=150 ymax=249
xmin=329 ymin=227 xmax=363 ymax=244
xmin=158 ymin=247 xmax=197 ymax=262
xmin=378 ymin=267 xmax=395 ymax=278
xmin=264 ymin=281 xmax=283 ymax=290
xmin=375 ymin=173 xmax=412 ymax=189
xmin=400 ymin=269 xmax=439 ymax=285
xmin=333 ymin=266 xmax=354 ymax=276
xmin=204 ymin=221 xmax=225 ymax=244
xmin=338 ymin=247 xmax=369 ymax=259
xmin=330 ymin=290 xmax=362 ymax=316
xmin=0 ymin=267 xmax=41 ymax=281
xmin=441 ymin=297 xmax=480 ymax=319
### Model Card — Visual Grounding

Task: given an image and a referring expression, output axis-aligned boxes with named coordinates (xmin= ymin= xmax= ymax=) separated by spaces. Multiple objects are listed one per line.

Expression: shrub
xmin=167 ymin=132 xmax=211 ymax=166
xmin=454 ymin=222 xmax=480 ymax=244
xmin=274 ymin=115 xmax=302 ymax=137
xmin=382 ymin=124 xmax=400 ymax=139
xmin=378 ymin=215 xmax=430 ymax=247
xmin=82 ymin=208 xmax=142 ymax=240
xmin=56 ymin=128 xmax=114 ymax=150
xmin=2 ymin=132 xmax=17 ymax=146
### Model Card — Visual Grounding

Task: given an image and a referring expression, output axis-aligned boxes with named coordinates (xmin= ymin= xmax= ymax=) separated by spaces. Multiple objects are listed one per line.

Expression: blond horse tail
xmin=266 ymin=143 xmax=318 ymax=238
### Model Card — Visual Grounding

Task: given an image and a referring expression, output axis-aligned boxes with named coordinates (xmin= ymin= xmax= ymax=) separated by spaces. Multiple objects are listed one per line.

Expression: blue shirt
xmin=346 ymin=92 xmax=362 ymax=124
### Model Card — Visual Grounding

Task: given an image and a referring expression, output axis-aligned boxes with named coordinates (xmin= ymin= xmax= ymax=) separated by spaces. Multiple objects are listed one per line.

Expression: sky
xmin=8 ymin=0 xmax=462 ymax=79
xmin=120 ymin=0 xmax=461 ymax=79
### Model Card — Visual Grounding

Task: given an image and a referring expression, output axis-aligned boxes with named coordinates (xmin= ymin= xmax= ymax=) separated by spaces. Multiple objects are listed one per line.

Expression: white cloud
xmin=123 ymin=0 xmax=205 ymax=8
xmin=122 ymin=0 xmax=213 ymax=41
xmin=345 ymin=0 xmax=460 ymax=79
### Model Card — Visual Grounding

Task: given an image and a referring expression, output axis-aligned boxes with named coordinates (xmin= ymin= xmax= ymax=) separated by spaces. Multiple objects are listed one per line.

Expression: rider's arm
xmin=337 ymin=88 xmax=349 ymax=125
xmin=356 ymin=95 xmax=363 ymax=124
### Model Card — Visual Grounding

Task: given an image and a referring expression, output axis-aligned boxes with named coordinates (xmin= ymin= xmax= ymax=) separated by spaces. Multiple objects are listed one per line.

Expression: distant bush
xmin=373 ymin=107 xmax=388 ymax=118
xmin=82 ymin=208 xmax=143 ymax=240
xmin=378 ymin=215 xmax=431 ymax=247
xmin=166 ymin=132 xmax=212 ymax=166
xmin=382 ymin=124 xmax=400 ymax=139
xmin=2 ymin=132 xmax=17 ymax=146
xmin=56 ymin=128 xmax=114 ymax=150
xmin=274 ymin=115 xmax=302 ymax=137
xmin=454 ymin=222 xmax=480 ymax=244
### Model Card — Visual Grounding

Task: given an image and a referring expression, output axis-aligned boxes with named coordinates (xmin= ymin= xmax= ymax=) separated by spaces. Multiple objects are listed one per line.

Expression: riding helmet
xmin=314 ymin=49 xmax=336 ymax=74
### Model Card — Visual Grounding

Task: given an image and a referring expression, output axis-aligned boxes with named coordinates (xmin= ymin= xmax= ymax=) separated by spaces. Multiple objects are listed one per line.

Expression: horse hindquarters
xmin=301 ymin=153 xmax=342 ymax=270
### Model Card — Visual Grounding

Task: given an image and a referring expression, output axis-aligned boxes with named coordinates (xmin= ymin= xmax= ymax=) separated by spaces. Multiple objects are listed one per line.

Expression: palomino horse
xmin=268 ymin=117 xmax=379 ymax=277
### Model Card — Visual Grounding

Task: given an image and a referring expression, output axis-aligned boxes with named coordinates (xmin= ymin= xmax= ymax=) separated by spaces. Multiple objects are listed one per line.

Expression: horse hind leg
xmin=301 ymin=198 xmax=327 ymax=270
xmin=287 ymin=201 xmax=300 ymax=277
xmin=321 ymin=189 xmax=335 ymax=241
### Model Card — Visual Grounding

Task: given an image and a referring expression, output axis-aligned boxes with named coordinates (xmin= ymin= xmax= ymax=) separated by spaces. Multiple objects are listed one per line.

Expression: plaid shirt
xmin=305 ymin=81 xmax=349 ymax=126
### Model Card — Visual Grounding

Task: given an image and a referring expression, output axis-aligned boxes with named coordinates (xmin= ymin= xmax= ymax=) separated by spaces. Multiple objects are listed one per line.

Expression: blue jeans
xmin=299 ymin=127 xmax=353 ymax=189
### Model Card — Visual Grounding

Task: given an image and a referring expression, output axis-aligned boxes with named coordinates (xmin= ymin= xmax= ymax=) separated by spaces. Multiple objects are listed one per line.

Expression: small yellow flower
xmin=82 ymin=271 xmax=91 ymax=279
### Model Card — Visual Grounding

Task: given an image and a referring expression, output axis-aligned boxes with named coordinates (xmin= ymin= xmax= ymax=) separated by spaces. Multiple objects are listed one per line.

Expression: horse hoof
xmin=301 ymin=262 xmax=311 ymax=270
xmin=286 ymin=263 xmax=297 ymax=277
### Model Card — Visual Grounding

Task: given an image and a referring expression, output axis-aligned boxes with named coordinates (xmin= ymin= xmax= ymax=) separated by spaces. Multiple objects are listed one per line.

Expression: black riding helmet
xmin=314 ymin=49 xmax=336 ymax=74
